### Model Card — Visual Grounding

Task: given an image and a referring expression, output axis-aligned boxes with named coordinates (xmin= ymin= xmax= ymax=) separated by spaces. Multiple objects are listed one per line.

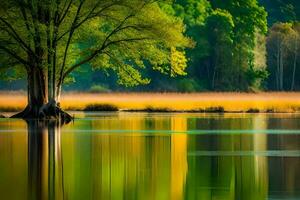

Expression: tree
xmin=172 ymin=0 xmax=212 ymax=90
xmin=204 ymin=9 xmax=234 ymax=89
xmin=0 ymin=0 xmax=191 ymax=121
xmin=267 ymin=22 xmax=300 ymax=91
xmin=208 ymin=0 xmax=267 ymax=90
xmin=246 ymin=32 xmax=268 ymax=91
xmin=291 ymin=23 xmax=300 ymax=90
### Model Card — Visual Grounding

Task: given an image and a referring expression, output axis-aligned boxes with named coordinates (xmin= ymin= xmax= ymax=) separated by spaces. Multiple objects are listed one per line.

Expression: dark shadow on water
xmin=27 ymin=120 xmax=64 ymax=200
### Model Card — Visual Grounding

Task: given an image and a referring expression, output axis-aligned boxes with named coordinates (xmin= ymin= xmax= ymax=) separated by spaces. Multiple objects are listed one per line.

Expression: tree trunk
xmin=291 ymin=40 xmax=298 ymax=91
xmin=56 ymin=84 xmax=62 ymax=103
xmin=280 ymin=48 xmax=283 ymax=91
xmin=11 ymin=67 xmax=72 ymax=123
xmin=211 ymin=46 xmax=218 ymax=90
xmin=279 ymin=46 xmax=284 ymax=91
xmin=276 ymin=41 xmax=280 ymax=90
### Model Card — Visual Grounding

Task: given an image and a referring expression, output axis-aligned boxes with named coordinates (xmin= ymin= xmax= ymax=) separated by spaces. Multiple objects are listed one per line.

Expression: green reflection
xmin=0 ymin=114 xmax=300 ymax=200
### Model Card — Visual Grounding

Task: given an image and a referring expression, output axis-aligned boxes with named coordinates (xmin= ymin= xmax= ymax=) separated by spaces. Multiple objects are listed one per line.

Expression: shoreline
xmin=1 ymin=110 xmax=300 ymax=119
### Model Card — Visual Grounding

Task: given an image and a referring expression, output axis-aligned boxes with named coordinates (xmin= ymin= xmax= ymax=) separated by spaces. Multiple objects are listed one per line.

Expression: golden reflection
xmin=171 ymin=116 xmax=188 ymax=200
xmin=0 ymin=120 xmax=28 ymax=200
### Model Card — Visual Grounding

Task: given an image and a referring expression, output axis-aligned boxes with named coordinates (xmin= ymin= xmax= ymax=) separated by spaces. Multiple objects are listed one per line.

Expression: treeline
xmin=169 ymin=0 xmax=268 ymax=91
xmin=1 ymin=0 xmax=300 ymax=92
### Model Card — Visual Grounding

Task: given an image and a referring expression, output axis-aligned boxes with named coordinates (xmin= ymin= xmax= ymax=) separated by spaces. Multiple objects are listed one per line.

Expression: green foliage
xmin=0 ymin=67 xmax=25 ymax=82
xmin=170 ymin=47 xmax=188 ymax=77
xmin=176 ymin=78 xmax=202 ymax=92
xmin=173 ymin=0 xmax=211 ymax=27
xmin=204 ymin=9 xmax=235 ymax=89
xmin=84 ymin=104 xmax=119 ymax=111
xmin=69 ymin=0 xmax=193 ymax=87
xmin=267 ymin=22 xmax=300 ymax=90
xmin=89 ymin=84 xmax=111 ymax=93
xmin=0 ymin=0 xmax=192 ymax=97
xmin=206 ymin=0 xmax=268 ymax=90
xmin=246 ymin=66 xmax=269 ymax=90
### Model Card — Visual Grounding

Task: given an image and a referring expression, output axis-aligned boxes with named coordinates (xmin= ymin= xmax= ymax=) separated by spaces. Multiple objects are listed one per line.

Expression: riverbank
xmin=0 ymin=92 xmax=300 ymax=113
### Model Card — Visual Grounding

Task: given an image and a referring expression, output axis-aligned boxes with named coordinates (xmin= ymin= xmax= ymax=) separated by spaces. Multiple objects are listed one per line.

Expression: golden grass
xmin=0 ymin=91 xmax=300 ymax=113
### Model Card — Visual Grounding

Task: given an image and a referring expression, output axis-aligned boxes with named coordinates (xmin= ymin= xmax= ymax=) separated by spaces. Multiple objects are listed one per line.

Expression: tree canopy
xmin=0 ymin=0 xmax=192 ymax=91
xmin=0 ymin=0 xmax=192 ymax=119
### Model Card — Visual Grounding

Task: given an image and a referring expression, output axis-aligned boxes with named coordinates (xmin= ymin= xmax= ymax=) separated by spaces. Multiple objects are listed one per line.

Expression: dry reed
xmin=0 ymin=91 xmax=300 ymax=113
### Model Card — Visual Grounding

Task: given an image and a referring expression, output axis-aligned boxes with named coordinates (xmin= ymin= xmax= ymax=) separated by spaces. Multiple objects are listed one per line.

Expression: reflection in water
xmin=27 ymin=121 xmax=64 ymax=200
xmin=0 ymin=114 xmax=300 ymax=200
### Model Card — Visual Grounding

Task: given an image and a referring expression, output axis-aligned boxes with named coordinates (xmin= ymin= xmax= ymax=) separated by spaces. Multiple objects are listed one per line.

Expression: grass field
xmin=0 ymin=91 xmax=300 ymax=113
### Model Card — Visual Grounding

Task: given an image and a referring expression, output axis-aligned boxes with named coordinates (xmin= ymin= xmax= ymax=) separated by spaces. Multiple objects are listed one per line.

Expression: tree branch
xmin=0 ymin=45 xmax=30 ymax=67
xmin=57 ymin=0 xmax=73 ymax=26
xmin=0 ymin=16 xmax=34 ymax=55
xmin=0 ymin=61 xmax=20 ymax=69
xmin=61 ymin=1 xmax=152 ymax=81
xmin=104 ymin=51 xmax=145 ymax=85
xmin=58 ymin=0 xmax=85 ymax=86
xmin=62 ymin=37 xmax=151 ymax=80
xmin=62 ymin=48 xmax=102 ymax=81
xmin=57 ymin=1 xmax=118 ymax=41
xmin=18 ymin=0 xmax=34 ymax=39
xmin=103 ymin=37 xmax=152 ymax=49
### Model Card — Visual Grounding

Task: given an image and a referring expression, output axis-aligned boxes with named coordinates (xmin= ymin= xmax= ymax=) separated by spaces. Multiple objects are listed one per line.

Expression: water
xmin=0 ymin=113 xmax=300 ymax=200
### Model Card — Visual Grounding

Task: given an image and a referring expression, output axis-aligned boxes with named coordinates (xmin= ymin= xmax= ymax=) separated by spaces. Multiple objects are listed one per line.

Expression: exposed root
xmin=10 ymin=100 xmax=73 ymax=124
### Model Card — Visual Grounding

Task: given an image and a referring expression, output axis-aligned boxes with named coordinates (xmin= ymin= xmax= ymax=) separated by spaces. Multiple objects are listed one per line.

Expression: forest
xmin=1 ymin=0 xmax=300 ymax=93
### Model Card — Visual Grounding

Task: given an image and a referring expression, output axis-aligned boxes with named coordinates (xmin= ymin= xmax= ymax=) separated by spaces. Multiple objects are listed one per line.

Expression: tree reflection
xmin=27 ymin=120 xmax=64 ymax=200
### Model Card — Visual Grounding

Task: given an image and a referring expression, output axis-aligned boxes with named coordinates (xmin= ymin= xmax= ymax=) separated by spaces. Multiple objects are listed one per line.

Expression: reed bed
xmin=0 ymin=91 xmax=300 ymax=113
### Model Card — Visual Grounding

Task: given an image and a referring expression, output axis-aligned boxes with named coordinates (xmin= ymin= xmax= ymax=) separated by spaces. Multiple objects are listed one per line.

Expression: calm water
xmin=1 ymin=113 xmax=300 ymax=200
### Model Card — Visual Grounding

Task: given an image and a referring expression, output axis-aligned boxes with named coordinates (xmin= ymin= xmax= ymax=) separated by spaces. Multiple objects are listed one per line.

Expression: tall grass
xmin=1 ymin=91 xmax=300 ymax=113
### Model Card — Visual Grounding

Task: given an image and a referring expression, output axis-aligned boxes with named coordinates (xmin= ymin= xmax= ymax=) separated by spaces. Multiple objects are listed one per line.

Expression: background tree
xmin=267 ymin=22 xmax=300 ymax=91
xmin=291 ymin=23 xmax=300 ymax=90
xmin=210 ymin=0 xmax=268 ymax=91
xmin=204 ymin=9 xmax=234 ymax=90
xmin=0 ymin=0 xmax=191 ymax=119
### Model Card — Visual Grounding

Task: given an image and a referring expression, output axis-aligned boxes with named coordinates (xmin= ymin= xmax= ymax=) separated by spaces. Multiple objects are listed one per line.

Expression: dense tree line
xmin=1 ymin=0 xmax=300 ymax=93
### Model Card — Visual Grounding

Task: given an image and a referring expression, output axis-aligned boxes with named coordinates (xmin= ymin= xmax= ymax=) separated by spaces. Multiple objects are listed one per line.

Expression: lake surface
xmin=1 ymin=113 xmax=300 ymax=200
